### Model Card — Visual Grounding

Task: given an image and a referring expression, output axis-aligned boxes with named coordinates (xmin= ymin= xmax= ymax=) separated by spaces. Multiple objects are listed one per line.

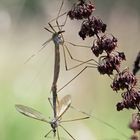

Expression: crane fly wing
xmin=41 ymin=38 xmax=52 ymax=48
xmin=24 ymin=38 xmax=52 ymax=64
xmin=15 ymin=104 xmax=49 ymax=123
xmin=57 ymin=95 xmax=71 ymax=119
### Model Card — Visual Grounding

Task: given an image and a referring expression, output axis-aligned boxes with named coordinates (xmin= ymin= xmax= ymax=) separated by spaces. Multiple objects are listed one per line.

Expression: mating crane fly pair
xmin=15 ymin=0 xmax=89 ymax=139
xmin=15 ymin=19 xmax=89 ymax=139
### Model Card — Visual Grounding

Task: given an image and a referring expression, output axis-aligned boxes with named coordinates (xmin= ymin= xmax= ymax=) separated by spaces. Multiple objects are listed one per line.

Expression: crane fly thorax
xmin=53 ymin=32 xmax=64 ymax=46
xmin=50 ymin=118 xmax=59 ymax=129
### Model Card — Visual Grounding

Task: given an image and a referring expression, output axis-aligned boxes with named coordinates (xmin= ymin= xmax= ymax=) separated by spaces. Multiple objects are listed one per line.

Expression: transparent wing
xmin=57 ymin=95 xmax=71 ymax=119
xmin=15 ymin=104 xmax=49 ymax=123
xmin=24 ymin=38 xmax=52 ymax=64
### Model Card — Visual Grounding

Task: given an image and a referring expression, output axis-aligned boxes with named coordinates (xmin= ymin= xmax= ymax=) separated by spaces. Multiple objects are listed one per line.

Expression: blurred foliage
xmin=20 ymin=0 xmax=44 ymax=19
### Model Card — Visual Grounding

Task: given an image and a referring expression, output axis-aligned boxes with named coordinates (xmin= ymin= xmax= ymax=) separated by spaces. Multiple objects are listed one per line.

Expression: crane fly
xmin=23 ymin=0 xmax=69 ymax=120
xmin=23 ymin=0 xmax=96 ymax=94
xmin=15 ymin=95 xmax=89 ymax=140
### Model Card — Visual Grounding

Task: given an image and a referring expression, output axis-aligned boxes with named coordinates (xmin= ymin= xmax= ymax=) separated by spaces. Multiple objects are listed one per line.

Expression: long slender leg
xmin=66 ymin=41 xmax=91 ymax=48
xmin=48 ymin=23 xmax=56 ymax=33
xmin=62 ymin=44 xmax=98 ymax=71
xmin=55 ymin=0 xmax=69 ymax=30
xmin=47 ymin=0 xmax=65 ymax=32
xmin=64 ymin=44 xmax=92 ymax=62
xmin=45 ymin=0 xmax=67 ymax=33
xmin=56 ymin=19 xmax=62 ymax=32
xmin=70 ymin=106 xmax=129 ymax=139
xmin=45 ymin=14 xmax=67 ymax=33
xmin=48 ymin=97 xmax=53 ymax=109
xmin=49 ymin=12 xmax=67 ymax=23
xmin=57 ymin=128 xmax=60 ymax=140
xmin=57 ymin=0 xmax=64 ymax=20
xmin=56 ymin=0 xmax=68 ymax=32
xmin=62 ymin=38 xmax=100 ymax=71
xmin=59 ymin=125 xmax=76 ymax=140
xmin=60 ymin=116 xmax=89 ymax=123
xmin=44 ymin=27 xmax=54 ymax=34
xmin=51 ymin=0 xmax=68 ymax=30
xmin=62 ymin=45 xmax=114 ymax=81
xmin=57 ymin=66 xmax=96 ymax=93
xmin=44 ymin=129 xmax=53 ymax=137
xmin=61 ymin=14 xmax=68 ymax=29
xmin=47 ymin=12 xmax=68 ymax=31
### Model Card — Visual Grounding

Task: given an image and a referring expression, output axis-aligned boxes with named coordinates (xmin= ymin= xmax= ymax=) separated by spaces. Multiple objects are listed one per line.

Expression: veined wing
xmin=15 ymin=104 xmax=49 ymax=123
xmin=24 ymin=38 xmax=52 ymax=64
xmin=57 ymin=95 xmax=71 ymax=119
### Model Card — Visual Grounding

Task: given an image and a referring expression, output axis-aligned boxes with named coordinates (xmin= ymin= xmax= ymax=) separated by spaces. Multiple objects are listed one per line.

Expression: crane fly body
xmin=39 ymin=20 xmax=66 ymax=120
xmin=15 ymin=95 xmax=71 ymax=138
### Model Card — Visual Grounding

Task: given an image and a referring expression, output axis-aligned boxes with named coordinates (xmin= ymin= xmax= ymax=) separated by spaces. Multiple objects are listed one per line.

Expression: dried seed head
xmin=97 ymin=52 xmax=125 ymax=75
xmin=116 ymin=88 xmax=140 ymax=111
xmin=130 ymin=135 xmax=138 ymax=140
xmin=133 ymin=51 xmax=140 ymax=75
xmin=91 ymin=35 xmax=118 ymax=57
xmin=118 ymin=52 xmax=126 ymax=60
xmin=79 ymin=17 xmax=106 ymax=40
xmin=111 ymin=68 xmax=137 ymax=91
xmin=129 ymin=113 xmax=140 ymax=132
xmin=68 ymin=0 xmax=95 ymax=20
xmin=116 ymin=102 xmax=124 ymax=111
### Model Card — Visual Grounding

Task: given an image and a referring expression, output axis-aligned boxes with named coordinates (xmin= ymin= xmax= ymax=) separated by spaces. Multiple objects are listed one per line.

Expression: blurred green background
xmin=0 ymin=0 xmax=140 ymax=140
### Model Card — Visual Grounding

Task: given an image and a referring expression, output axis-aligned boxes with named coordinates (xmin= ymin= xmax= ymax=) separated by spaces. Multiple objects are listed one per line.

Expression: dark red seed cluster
xmin=68 ymin=0 xmax=95 ymax=20
xmin=79 ymin=17 xmax=106 ymax=40
xmin=91 ymin=35 xmax=118 ymax=57
xmin=129 ymin=113 xmax=140 ymax=140
xmin=68 ymin=0 xmax=140 ymax=116
xmin=111 ymin=69 xmax=137 ymax=91
xmin=68 ymin=1 xmax=140 ymax=139
xmin=133 ymin=51 xmax=140 ymax=75
xmin=97 ymin=52 xmax=126 ymax=75
xmin=130 ymin=135 xmax=138 ymax=140
xmin=129 ymin=113 xmax=140 ymax=132
xmin=116 ymin=88 xmax=140 ymax=111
